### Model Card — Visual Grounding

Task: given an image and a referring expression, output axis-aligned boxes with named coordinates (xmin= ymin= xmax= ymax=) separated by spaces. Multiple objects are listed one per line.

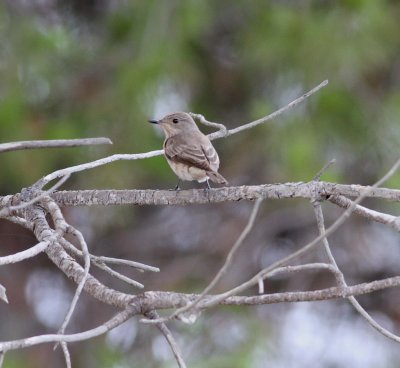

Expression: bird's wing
xmin=164 ymin=135 xmax=213 ymax=172
xmin=201 ymin=141 xmax=220 ymax=172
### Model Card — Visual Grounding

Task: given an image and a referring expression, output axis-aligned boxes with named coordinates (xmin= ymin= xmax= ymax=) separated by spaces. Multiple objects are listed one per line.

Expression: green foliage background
xmin=1 ymin=0 xmax=399 ymax=193
xmin=1 ymin=1 xmax=400 ymax=367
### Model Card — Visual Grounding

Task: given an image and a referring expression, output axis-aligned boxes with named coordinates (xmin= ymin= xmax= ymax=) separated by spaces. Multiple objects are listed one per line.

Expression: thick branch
xmin=2 ymin=276 xmax=400 ymax=354
xmin=25 ymin=207 xmax=133 ymax=308
xmin=46 ymin=182 xmax=400 ymax=207
xmin=138 ymin=275 xmax=400 ymax=311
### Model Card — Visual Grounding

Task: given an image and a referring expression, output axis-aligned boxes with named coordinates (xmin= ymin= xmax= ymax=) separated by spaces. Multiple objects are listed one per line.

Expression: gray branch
xmin=0 ymin=138 xmax=112 ymax=153
xmin=44 ymin=182 xmax=400 ymax=207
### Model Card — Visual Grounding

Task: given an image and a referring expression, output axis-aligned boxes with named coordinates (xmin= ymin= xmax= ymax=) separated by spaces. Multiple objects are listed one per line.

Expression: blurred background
xmin=1 ymin=0 xmax=400 ymax=367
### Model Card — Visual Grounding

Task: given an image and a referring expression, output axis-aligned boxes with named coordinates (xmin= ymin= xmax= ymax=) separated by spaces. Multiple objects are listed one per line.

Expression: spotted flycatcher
xmin=148 ymin=112 xmax=228 ymax=189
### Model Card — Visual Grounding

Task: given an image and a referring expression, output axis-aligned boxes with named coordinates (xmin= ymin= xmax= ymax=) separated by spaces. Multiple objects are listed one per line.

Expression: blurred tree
xmin=1 ymin=1 xmax=400 ymax=367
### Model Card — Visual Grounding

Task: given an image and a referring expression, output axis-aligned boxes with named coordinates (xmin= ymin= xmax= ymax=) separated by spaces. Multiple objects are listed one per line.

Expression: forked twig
xmin=145 ymin=311 xmax=187 ymax=368
xmin=200 ymin=157 xmax=400 ymax=308
xmin=142 ymin=198 xmax=262 ymax=324
xmin=313 ymin=201 xmax=400 ymax=342
xmin=32 ymin=81 xmax=329 ymax=189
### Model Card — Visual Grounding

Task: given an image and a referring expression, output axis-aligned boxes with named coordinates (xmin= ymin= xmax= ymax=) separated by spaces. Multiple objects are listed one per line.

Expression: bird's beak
xmin=148 ymin=119 xmax=159 ymax=124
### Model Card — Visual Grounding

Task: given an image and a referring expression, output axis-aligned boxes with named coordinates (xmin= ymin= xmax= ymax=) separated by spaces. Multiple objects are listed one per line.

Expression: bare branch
xmin=328 ymin=195 xmax=399 ymax=231
xmin=3 ymin=275 xmax=400 ymax=354
xmin=0 ymin=284 xmax=8 ymax=304
xmin=208 ymin=80 xmax=329 ymax=140
xmin=145 ymin=311 xmax=187 ymax=368
xmin=0 ymin=306 xmax=138 ymax=352
xmin=313 ymin=201 xmax=400 ymax=343
xmin=57 ymin=227 xmax=91 ymax=337
xmin=25 ymin=208 xmax=133 ymax=308
xmin=1 ymin=215 xmax=31 ymax=228
xmin=267 ymin=263 xmax=343 ymax=285
xmin=0 ymin=138 xmax=112 ymax=153
xmin=93 ymin=261 xmax=144 ymax=289
xmin=48 ymin=182 xmax=400 ymax=208
xmin=31 ymin=81 xmax=328 ymax=189
xmin=137 ymin=276 xmax=400 ymax=311
xmin=60 ymin=342 xmax=71 ymax=368
xmin=143 ymin=199 xmax=262 ymax=324
xmin=60 ymin=238 xmax=159 ymax=273
xmin=190 ymin=113 xmax=228 ymax=136
xmin=33 ymin=151 xmax=164 ymax=189
xmin=93 ymin=256 xmax=159 ymax=273
xmin=200 ymin=158 xmax=400 ymax=307
xmin=0 ymin=241 xmax=49 ymax=266
xmin=0 ymin=174 xmax=70 ymax=218
xmin=312 ymin=158 xmax=336 ymax=181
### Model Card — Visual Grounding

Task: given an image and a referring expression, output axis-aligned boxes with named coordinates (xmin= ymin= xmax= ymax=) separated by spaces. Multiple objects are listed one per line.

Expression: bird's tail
xmin=207 ymin=171 xmax=228 ymax=185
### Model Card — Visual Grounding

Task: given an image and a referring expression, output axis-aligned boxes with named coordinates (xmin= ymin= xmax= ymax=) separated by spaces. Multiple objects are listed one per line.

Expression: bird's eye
xmin=172 ymin=118 xmax=179 ymax=124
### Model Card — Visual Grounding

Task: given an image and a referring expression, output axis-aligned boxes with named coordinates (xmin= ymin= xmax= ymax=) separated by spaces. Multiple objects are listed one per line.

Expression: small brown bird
xmin=148 ymin=112 xmax=228 ymax=189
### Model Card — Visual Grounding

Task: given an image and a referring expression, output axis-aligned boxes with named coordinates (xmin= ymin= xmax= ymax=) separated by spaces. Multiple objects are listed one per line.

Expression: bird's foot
xmin=173 ymin=180 xmax=182 ymax=191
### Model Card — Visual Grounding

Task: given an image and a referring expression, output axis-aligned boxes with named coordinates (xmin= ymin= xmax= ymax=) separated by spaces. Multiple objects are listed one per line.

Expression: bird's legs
xmin=174 ymin=180 xmax=182 ymax=191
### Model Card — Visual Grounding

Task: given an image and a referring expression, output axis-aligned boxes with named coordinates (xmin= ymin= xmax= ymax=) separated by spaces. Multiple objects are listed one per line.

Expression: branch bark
xmin=0 ymin=138 xmax=112 ymax=153
xmin=41 ymin=182 xmax=400 ymax=207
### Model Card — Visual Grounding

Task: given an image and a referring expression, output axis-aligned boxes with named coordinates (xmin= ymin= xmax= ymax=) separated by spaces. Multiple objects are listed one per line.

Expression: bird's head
xmin=148 ymin=112 xmax=199 ymax=137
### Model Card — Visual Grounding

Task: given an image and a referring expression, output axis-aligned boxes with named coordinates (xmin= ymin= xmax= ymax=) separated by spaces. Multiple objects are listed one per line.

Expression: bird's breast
xmin=165 ymin=157 xmax=207 ymax=182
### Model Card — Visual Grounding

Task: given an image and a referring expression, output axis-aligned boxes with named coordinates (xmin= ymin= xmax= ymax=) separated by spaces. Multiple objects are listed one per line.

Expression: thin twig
xmin=94 ymin=261 xmax=144 ymax=289
xmin=267 ymin=263 xmax=343 ymax=285
xmin=2 ymin=216 xmax=31 ymax=228
xmin=57 ymin=227 xmax=91 ymax=337
xmin=32 ymin=80 xmax=328 ymax=189
xmin=190 ymin=113 xmax=228 ymax=136
xmin=94 ymin=256 xmax=159 ymax=273
xmin=200 ymin=157 xmax=400 ymax=308
xmin=0 ymin=306 xmax=138 ymax=352
xmin=60 ymin=238 xmax=159 ymax=273
xmin=61 ymin=342 xmax=72 ymax=368
xmin=258 ymin=277 xmax=264 ymax=294
xmin=313 ymin=201 xmax=400 ymax=343
xmin=328 ymin=195 xmax=399 ymax=231
xmin=2 ymin=276 xmax=400 ymax=353
xmin=0 ymin=284 xmax=8 ymax=304
xmin=0 ymin=241 xmax=49 ymax=266
xmin=62 ymin=239 xmax=145 ymax=288
xmin=146 ymin=311 xmax=187 ymax=368
xmin=0 ymin=138 xmax=112 ymax=153
xmin=208 ymin=80 xmax=329 ymax=140
xmin=142 ymin=199 xmax=262 ymax=324
xmin=33 ymin=151 xmax=164 ymax=189
xmin=312 ymin=158 xmax=336 ymax=181
xmin=0 ymin=174 xmax=70 ymax=218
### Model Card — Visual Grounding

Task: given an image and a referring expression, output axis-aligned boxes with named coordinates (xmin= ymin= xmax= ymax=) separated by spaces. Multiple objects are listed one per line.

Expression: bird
xmin=148 ymin=112 xmax=228 ymax=189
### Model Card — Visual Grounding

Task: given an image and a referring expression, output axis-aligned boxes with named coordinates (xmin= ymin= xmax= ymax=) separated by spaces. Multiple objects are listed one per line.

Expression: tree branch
xmin=28 ymin=80 xmax=328 ymax=189
xmin=2 ymin=276 xmax=400 ymax=354
xmin=0 ymin=138 xmax=112 ymax=153
xmin=44 ymin=182 xmax=400 ymax=208
xmin=145 ymin=311 xmax=187 ymax=368
xmin=143 ymin=199 xmax=263 ymax=324
xmin=328 ymin=195 xmax=399 ymax=231
xmin=312 ymin=201 xmax=400 ymax=342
